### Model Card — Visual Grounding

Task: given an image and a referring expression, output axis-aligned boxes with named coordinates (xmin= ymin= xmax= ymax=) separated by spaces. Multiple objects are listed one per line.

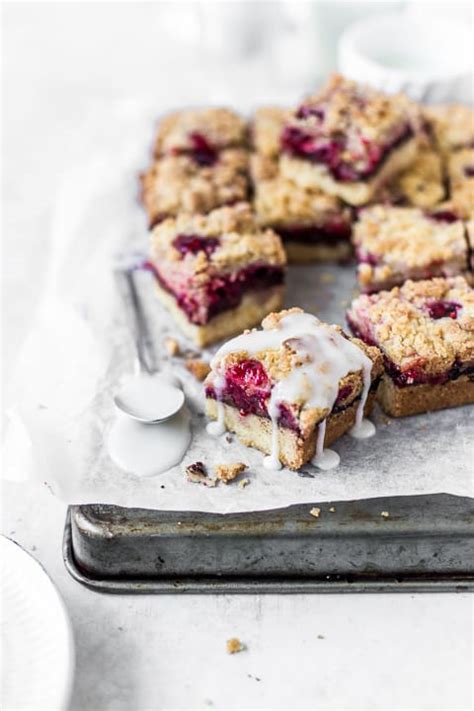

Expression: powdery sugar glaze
xmin=206 ymin=310 xmax=375 ymax=470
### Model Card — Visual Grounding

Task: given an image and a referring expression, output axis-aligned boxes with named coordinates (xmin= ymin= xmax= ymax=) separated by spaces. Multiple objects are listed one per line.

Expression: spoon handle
xmin=115 ymin=269 xmax=155 ymax=374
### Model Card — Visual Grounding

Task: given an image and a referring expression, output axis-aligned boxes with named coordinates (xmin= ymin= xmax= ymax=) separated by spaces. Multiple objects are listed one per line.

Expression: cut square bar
xmin=148 ymin=203 xmax=286 ymax=347
xmin=251 ymin=155 xmax=352 ymax=263
xmin=279 ymin=74 xmax=418 ymax=206
xmin=205 ymin=308 xmax=382 ymax=470
xmin=140 ymin=150 xmax=249 ymax=228
xmin=353 ymin=205 xmax=469 ymax=293
xmin=347 ymin=277 xmax=474 ymax=417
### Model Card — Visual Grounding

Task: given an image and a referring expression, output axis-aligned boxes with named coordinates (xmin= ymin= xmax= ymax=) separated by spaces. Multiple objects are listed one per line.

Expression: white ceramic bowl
xmin=338 ymin=11 xmax=473 ymax=104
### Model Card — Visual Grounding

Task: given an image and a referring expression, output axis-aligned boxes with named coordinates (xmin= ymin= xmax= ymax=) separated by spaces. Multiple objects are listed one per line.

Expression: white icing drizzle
xmin=207 ymin=311 xmax=374 ymax=469
xmin=311 ymin=418 xmax=340 ymax=471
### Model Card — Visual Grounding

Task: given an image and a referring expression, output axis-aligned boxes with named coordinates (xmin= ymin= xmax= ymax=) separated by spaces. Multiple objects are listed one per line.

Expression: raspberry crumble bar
xmin=251 ymin=155 xmax=352 ymax=263
xmin=251 ymin=107 xmax=291 ymax=158
xmin=153 ymin=108 xmax=247 ymax=160
xmin=379 ymin=147 xmax=445 ymax=208
xmin=148 ymin=203 xmax=286 ymax=347
xmin=423 ymin=104 xmax=474 ymax=155
xmin=447 ymin=149 xmax=474 ymax=220
xmin=140 ymin=149 xmax=249 ymax=227
xmin=347 ymin=277 xmax=474 ymax=417
xmin=280 ymin=74 xmax=418 ymax=206
xmin=353 ymin=205 xmax=469 ymax=293
xmin=205 ymin=308 xmax=382 ymax=470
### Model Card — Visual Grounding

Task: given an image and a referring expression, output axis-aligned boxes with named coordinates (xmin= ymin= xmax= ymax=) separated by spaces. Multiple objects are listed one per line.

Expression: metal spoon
xmin=113 ymin=269 xmax=185 ymax=424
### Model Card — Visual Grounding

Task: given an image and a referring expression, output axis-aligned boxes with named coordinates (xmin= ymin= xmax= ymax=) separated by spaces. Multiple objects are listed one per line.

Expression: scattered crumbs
xmin=215 ymin=462 xmax=247 ymax=484
xmin=298 ymin=470 xmax=314 ymax=479
xmin=185 ymin=461 xmax=217 ymax=487
xmin=317 ymin=634 xmax=325 ymax=640
xmin=185 ymin=358 xmax=211 ymax=381
xmin=118 ymin=626 xmax=124 ymax=632
xmin=160 ymin=485 xmax=165 ymax=489
xmin=225 ymin=434 xmax=233 ymax=443
xmin=329 ymin=506 xmax=336 ymax=513
xmin=239 ymin=478 xmax=250 ymax=489
xmin=247 ymin=674 xmax=261 ymax=682
xmin=226 ymin=637 xmax=245 ymax=654
xmin=31 ymin=545 xmax=37 ymax=552
xmin=381 ymin=511 xmax=390 ymax=519
xmin=309 ymin=507 xmax=321 ymax=518
xmin=320 ymin=272 xmax=335 ymax=284
xmin=164 ymin=336 xmax=180 ymax=356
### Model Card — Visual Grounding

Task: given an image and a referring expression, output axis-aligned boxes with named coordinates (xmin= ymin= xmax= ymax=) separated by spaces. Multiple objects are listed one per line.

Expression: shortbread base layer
xmin=284 ymin=240 xmax=352 ymax=264
xmin=358 ymin=267 xmax=470 ymax=294
xmin=205 ymin=394 xmax=376 ymax=470
xmin=280 ymin=137 xmax=418 ymax=206
xmin=378 ymin=374 xmax=474 ymax=418
xmin=155 ymin=282 xmax=285 ymax=347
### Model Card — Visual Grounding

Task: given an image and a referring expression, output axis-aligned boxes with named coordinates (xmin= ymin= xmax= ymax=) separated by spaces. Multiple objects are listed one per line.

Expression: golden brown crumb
xmin=164 ymin=337 xmax=180 ymax=356
xmin=215 ymin=462 xmax=247 ymax=484
xmin=185 ymin=462 xmax=217 ymax=487
xmin=226 ymin=638 xmax=245 ymax=654
xmin=329 ymin=506 xmax=336 ymax=513
xmin=239 ymin=478 xmax=250 ymax=488
xmin=185 ymin=359 xmax=211 ymax=381
xmin=381 ymin=511 xmax=390 ymax=519
xmin=309 ymin=507 xmax=321 ymax=518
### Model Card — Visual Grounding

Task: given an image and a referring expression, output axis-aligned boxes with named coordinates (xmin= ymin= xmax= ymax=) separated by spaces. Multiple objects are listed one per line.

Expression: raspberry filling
xmin=281 ymin=123 xmax=413 ymax=182
xmin=173 ymin=234 xmax=219 ymax=258
xmin=464 ymin=166 xmax=474 ymax=177
xmin=425 ymin=300 xmax=462 ymax=320
xmin=206 ymin=360 xmax=366 ymax=431
xmin=355 ymin=247 xmax=380 ymax=266
xmin=276 ymin=219 xmax=351 ymax=245
xmin=152 ymin=263 xmax=284 ymax=325
xmin=188 ymin=132 xmax=218 ymax=166
xmin=428 ymin=210 xmax=460 ymax=224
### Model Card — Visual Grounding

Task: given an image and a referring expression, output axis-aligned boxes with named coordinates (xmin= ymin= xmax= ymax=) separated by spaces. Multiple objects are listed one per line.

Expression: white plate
xmin=1 ymin=536 xmax=74 ymax=710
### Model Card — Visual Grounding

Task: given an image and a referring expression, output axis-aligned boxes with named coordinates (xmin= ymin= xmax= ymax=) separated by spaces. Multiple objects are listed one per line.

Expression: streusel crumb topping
xmin=448 ymin=148 xmax=474 ymax=219
xmin=383 ymin=147 xmax=445 ymax=208
xmin=348 ymin=277 xmax=474 ymax=373
xmin=250 ymin=155 xmax=350 ymax=226
xmin=150 ymin=202 xmax=286 ymax=272
xmin=252 ymin=107 xmax=291 ymax=157
xmin=286 ymin=74 xmax=413 ymax=145
xmin=424 ymin=104 xmax=474 ymax=153
xmin=140 ymin=150 xmax=249 ymax=225
xmin=153 ymin=108 xmax=247 ymax=156
xmin=354 ymin=205 xmax=467 ymax=270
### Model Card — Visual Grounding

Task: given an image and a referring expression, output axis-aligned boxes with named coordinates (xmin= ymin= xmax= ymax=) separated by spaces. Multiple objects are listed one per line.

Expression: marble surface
xmin=2 ymin=5 xmax=473 ymax=710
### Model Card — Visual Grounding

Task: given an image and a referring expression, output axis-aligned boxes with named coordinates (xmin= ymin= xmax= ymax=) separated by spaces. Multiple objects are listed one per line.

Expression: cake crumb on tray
xmin=226 ymin=638 xmax=245 ymax=654
xmin=215 ymin=462 xmax=247 ymax=484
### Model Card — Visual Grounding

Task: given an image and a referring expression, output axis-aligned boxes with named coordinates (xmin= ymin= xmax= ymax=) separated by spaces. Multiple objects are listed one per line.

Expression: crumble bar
xmin=447 ymin=148 xmax=474 ymax=220
xmin=250 ymin=154 xmax=352 ymax=263
xmin=140 ymin=149 xmax=249 ymax=227
xmin=379 ymin=147 xmax=445 ymax=208
xmin=353 ymin=205 xmax=469 ymax=293
xmin=347 ymin=277 xmax=474 ymax=417
xmin=280 ymin=74 xmax=418 ymax=206
xmin=423 ymin=104 xmax=474 ymax=154
xmin=251 ymin=106 xmax=291 ymax=158
xmin=153 ymin=108 xmax=247 ymax=159
xmin=148 ymin=203 xmax=286 ymax=347
xmin=205 ymin=307 xmax=382 ymax=470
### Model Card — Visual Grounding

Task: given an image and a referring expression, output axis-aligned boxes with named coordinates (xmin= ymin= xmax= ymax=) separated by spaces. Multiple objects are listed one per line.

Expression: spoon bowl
xmin=114 ymin=373 xmax=185 ymax=424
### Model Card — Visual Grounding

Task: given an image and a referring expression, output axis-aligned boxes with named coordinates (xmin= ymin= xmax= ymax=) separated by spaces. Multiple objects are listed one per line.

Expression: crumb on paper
xmin=329 ymin=506 xmax=336 ymax=513
xmin=239 ymin=478 xmax=250 ymax=489
xmin=185 ymin=358 xmax=211 ymax=381
xmin=225 ymin=434 xmax=233 ymax=443
xmin=309 ymin=507 xmax=321 ymax=518
xmin=380 ymin=415 xmax=392 ymax=425
xmin=226 ymin=638 xmax=245 ymax=654
xmin=317 ymin=634 xmax=325 ymax=640
xmin=381 ymin=511 xmax=390 ymax=519
xmin=164 ymin=337 xmax=180 ymax=356
xmin=215 ymin=462 xmax=247 ymax=484
xmin=185 ymin=461 xmax=217 ymax=487
xmin=320 ymin=272 xmax=335 ymax=284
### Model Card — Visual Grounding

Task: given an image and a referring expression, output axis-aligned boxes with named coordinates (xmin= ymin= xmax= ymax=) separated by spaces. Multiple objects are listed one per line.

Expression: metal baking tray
xmin=63 ymin=494 xmax=474 ymax=593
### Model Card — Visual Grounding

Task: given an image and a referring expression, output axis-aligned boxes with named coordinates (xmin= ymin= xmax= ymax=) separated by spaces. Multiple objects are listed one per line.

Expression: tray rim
xmin=63 ymin=509 xmax=474 ymax=595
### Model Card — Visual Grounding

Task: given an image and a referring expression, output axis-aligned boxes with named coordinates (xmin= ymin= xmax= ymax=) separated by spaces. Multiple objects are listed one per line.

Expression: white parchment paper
xmin=4 ymin=102 xmax=473 ymax=512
